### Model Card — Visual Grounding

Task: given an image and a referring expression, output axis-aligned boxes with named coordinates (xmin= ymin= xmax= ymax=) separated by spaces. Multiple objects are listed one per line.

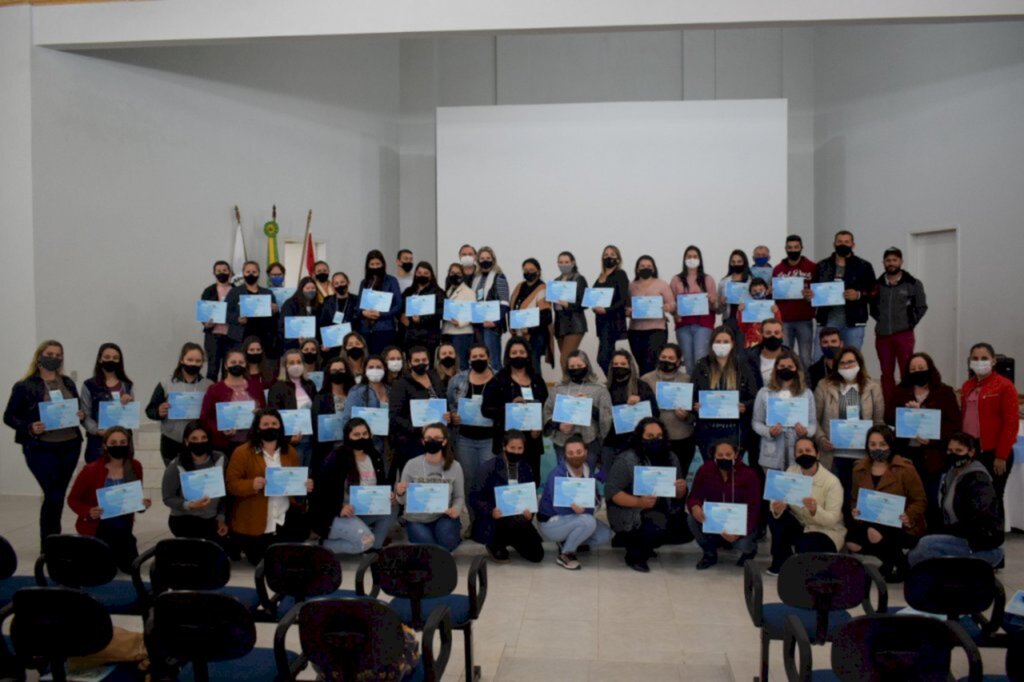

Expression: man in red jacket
xmin=772 ymin=235 xmax=817 ymax=369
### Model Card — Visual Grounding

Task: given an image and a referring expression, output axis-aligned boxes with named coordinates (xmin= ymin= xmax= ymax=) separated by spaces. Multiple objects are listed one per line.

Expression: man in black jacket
xmin=806 ymin=230 xmax=877 ymax=351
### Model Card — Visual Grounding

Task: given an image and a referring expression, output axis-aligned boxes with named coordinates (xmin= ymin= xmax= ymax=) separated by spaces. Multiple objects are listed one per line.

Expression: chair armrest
xmin=783 ymin=613 xmax=812 ymax=682
xmin=862 ymin=564 xmax=888 ymax=614
xmin=355 ymin=553 xmax=380 ymax=598
xmin=422 ymin=605 xmax=453 ymax=682
xmin=946 ymin=619 xmax=984 ymax=682
xmin=743 ymin=560 xmax=764 ymax=627
xmin=273 ymin=601 xmax=307 ymax=681
xmin=467 ymin=556 xmax=488 ymax=619
xmin=33 ymin=554 xmax=46 ymax=586
xmin=0 ymin=604 xmax=12 ymax=657
xmin=985 ymin=577 xmax=1007 ymax=637
xmin=130 ymin=545 xmax=158 ymax=611
xmin=254 ymin=559 xmax=278 ymax=617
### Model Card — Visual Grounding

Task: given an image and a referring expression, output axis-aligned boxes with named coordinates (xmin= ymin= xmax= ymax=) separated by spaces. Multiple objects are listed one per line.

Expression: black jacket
xmin=942 ymin=464 xmax=1004 ymax=551
xmin=225 ymin=283 xmax=279 ymax=350
xmin=692 ymin=356 xmax=758 ymax=421
xmin=278 ymin=297 xmax=322 ymax=351
xmin=481 ymin=371 xmax=550 ymax=456
xmin=4 ymin=375 xmax=83 ymax=445
xmin=267 ymin=378 xmax=318 ymax=411
xmin=812 ymin=253 xmax=877 ymax=326
xmin=401 ymin=284 xmax=446 ymax=346
xmin=310 ymin=446 xmax=388 ymax=539
xmin=388 ymin=373 xmax=447 ymax=448
xmin=604 ymin=378 xmax=660 ymax=450
xmin=592 ymin=270 xmax=630 ymax=337
xmin=742 ymin=343 xmax=793 ymax=390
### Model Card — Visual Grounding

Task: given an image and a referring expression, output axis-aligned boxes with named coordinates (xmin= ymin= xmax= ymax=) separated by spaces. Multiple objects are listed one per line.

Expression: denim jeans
xmin=456 ymin=436 xmax=496 ymax=500
xmin=445 ymin=334 xmax=474 ymax=369
xmin=294 ymin=437 xmax=313 ymax=468
xmin=323 ymin=512 xmax=396 ymax=554
xmin=675 ymin=324 xmax=712 ymax=375
xmin=479 ymin=328 xmax=504 ymax=372
xmin=782 ymin=320 xmax=814 ymax=370
xmin=406 ymin=516 xmax=462 ymax=552
xmin=687 ymin=513 xmax=757 ymax=557
xmin=907 ymin=534 xmax=1004 ymax=568
xmin=23 ymin=440 xmax=81 ymax=548
xmin=539 ymin=514 xmax=613 ymax=554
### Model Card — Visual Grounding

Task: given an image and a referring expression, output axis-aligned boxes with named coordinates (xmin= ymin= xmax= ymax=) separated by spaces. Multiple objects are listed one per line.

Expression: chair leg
xmin=463 ymin=625 xmax=480 ymax=681
xmin=759 ymin=629 xmax=770 ymax=682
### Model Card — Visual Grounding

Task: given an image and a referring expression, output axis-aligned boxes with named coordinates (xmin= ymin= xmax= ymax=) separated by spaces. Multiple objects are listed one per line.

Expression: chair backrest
xmin=372 ymin=545 xmax=458 ymax=601
xmin=1007 ymin=629 xmax=1024 ymax=682
xmin=904 ymin=558 xmax=996 ymax=618
xmin=296 ymin=598 xmax=410 ymax=680
xmin=150 ymin=538 xmax=231 ymax=593
xmin=778 ymin=553 xmax=871 ymax=612
xmin=150 ymin=591 xmax=257 ymax=665
xmin=263 ymin=543 xmax=341 ymax=601
xmin=0 ymin=537 xmax=17 ymax=581
xmin=39 ymin=535 xmax=118 ymax=588
xmin=10 ymin=587 xmax=113 ymax=661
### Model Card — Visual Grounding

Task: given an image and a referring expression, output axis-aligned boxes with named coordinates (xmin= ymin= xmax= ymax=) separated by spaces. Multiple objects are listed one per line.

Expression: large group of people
xmin=2 ymin=232 xmax=1018 ymax=580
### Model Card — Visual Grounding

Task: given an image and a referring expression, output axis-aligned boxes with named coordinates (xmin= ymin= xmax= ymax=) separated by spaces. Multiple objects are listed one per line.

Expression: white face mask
xmin=684 ymin=258 xmax=701 ymax=270
xmin=970 ymin=360 xmax=992 ymax=377
xmin=386 ymin=359 xmax=404 ymax=373
xmin=839 ymin=366 xmax=860 ymax=382
xmin=459 ymin=255 xmax=476 ymax=268
xmin=286 ymin=364 xmax=305 ymax=379
xmin=712 ymin=343 xmax=732 ymax=358
xmin=365 ymin=368 xmax=385 ymax=384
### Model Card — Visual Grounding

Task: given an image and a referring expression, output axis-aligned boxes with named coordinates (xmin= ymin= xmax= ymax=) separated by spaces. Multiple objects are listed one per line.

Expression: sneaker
xmin=736 ymin=552 xmax=756 ymax=567
xmin=765 ymin=565 xmax=781 ymax=577
xmin=696 ymin=553 xmax=718 ymax=570
xmin=557 ymin=553 xmax=581 ymax=570
xmin=627 ymin=559 xmax=650 ymax=573
xmin=487 ymin=545 xmax=511 ymax=563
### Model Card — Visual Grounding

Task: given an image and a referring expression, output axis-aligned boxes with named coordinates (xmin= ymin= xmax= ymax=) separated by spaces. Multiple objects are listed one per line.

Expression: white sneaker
xmin=557 ymin=553 xmax=581 ymax=570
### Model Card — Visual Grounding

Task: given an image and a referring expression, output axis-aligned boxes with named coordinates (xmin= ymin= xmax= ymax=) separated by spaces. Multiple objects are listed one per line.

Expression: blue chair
xmin=254 ymin=543 xmax=359 ymax=621
xmin=33 ymin=535 xmax=145 ymax=615
xmin=745 ymin=553 xmax=887 ymax=682
xmin=357 ymin=544 xmax=488 ymax=681
xmin=784 ymin=613 xmax=983 ymax=682
xmin=0 ymin=536 xmax=40 ymax=610
xmin=273 ymin=597 xmax=453 ymax=681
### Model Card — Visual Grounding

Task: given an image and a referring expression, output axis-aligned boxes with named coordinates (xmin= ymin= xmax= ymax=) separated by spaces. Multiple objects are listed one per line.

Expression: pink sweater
xmin=628 ymin=278 xmax=675 ymax=331
xmin=670 ymin=272 xmax=717 ymax=329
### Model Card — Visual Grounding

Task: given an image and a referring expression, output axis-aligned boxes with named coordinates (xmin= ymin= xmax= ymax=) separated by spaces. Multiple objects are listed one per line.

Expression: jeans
xmin=294 ymin=437 xmax=313 ymax=468
xmin=456 ymin=437 xmax=496 ymax=501
xmin=323 ymin=512 xmax=396 ymax=554
xmin=875 ymin=329 xmax=915 ymax=404
xmin=978 ymin=449 xmax=1014 ymax=523
xmin=478 ymin=328 xmax=503 ymax=372
xmin=687 ymin=513 xmax=757 ymax=557
xmin=203 ymin=332 xmax=232 ymax=382
xmin=782 ymin=320 xmax=814 ymax=371
xmin=675 ymin=324 xmax=712 ymax=375
xmin=445 ymin=334 xmax=474 ymax=369
xmin=628 ymin=329 xmax=668 ymax=375
xmin=23 ymin=440 xmax=81 ymax=548
xmin=406 ymin=516 xmax=462 ymax=553
xmin=907 ymin=534 xmax=1004 ymax=568
xmin=540 ymin=514 xmax=612 ymax=554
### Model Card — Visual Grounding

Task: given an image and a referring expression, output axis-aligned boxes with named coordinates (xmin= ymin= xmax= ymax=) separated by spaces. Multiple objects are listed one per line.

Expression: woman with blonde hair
xmin=469 ymin=246 xmax=510 ymax=372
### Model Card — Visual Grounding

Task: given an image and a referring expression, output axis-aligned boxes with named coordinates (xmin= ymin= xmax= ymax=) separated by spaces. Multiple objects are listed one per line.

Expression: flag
xmin=231 ymin=211 xmax=247 ymax=285
xmin=301 ymin=210 xmax=315 ymax=278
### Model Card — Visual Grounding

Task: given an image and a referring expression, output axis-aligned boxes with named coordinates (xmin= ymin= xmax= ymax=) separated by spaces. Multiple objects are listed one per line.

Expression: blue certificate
xmin=180 ymin=467 xmax=226 ymax=502
xmin=856 ymin=489 xmax=906 ymax=528
xmin=98 ymin=401 xmax=140 ymax=430
xmin=810 ymin=281 xmax=845 ymax=307
xmin=317 ymin=413 xmax=345 ymax=443
xmin=725 ymin=281 xmax=750 ymax=304
xmin=895 ymin=408 xmax=941 ymax=440
xmin=767 ymin=395 xmax=810 ymax=428
xmin=195 ymin=300 xmax=227 ymax=324
xmin=239 ymin=294 xmax=272 ymax=318
xmin=405 ymin=295 xmax=436 ymax=317
xmin=350 ymin=485 xmax=392 ymax=516
xmin=279 ymin=409 xmax=313 ymax=437
xmin=546 ymin=280 xmax=577 ymax=303
xmin=471 ymin=301 xmax=501 ymax=324
xmin=215 ymin=400 xmax=256 ymax=431
xmin=1006 ymin=590 xmax=1024 ymax=618
xmin=351 ymin=406 xmax=389 ymax=436
xmin=457 ymin=397 xmax=493 ymax=427
xmin=830 ymin=419 xmax=873 ymax=449
xmin=39 ymin=400 xmax=79 ymax=431
xmin=631 ymin=296 xmax=664 ymax=320
xmin=320 ymin=323 xmax=352 ymax=349
xmin=763 ymin=469 xmax=813 ymax=505
xmin=741 ymin=299 xmax=775 ymax=324
xmin=505 ymin=403 xmax=542 ymax=431
xmin=443 ymin=299 xmax=473 ymax=323
xmin=582 ymin=287 xmax=613 ymax=309
xmin=612 ymin=401 xmax=653 ymax=434
xmin=633 ymin=466 xmax=677 ymax=497
xmin=698 ymin=391 xmax=740 ymax=420
xmin=360 ymin=289 xmax=393 ymax=313
xmin=772 ymin=277 xmax=806 ymax=300
xmin=308 ymin=371 xmax=324 ymax=392
xmin=97 ymin=480 xmax=145 ymax=520
xmin=167 ymin=392 xmax=203 ymax=420
xmin=265 ymin=466 xmax=309 ymax=497
xmin=509 ymin=307 xmax=540 ymax=330
xmin=284 ymin=316 xmax=316 ymax=339
xmin=552 ymin=394 xmax=593 ymax=427
xmin=703 ymin=502 xmax=748 ymax=535
xmin=676 ymin=294 xmax=709 ymax=317
xmin=405 ymin=483 xmax=450 ymax=514
xmin=553 ymin=477 xmax=596 ymax=508
xmin=495 ymin=483 xmax=538 ymax=516
xmin=410 ymin=399 xmax=447 ymax=428
xmin=656 ymin=382 xmax=693 ymax=410
xmin=270 ymin=287 xmax=296 ymax=306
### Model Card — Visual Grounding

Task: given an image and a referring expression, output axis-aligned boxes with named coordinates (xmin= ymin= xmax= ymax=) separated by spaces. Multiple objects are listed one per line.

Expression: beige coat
xmin=814 ymin=377 xmax=885 ymax=458
xmin=772 ymin=463 xmax=847 ymax=550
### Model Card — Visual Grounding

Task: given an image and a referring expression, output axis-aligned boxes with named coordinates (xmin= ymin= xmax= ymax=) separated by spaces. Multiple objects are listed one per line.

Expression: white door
xmin=282 ymin=240 xmax=327 ymax=287
xmin=909 ymin=229 xmax=959 ymax=385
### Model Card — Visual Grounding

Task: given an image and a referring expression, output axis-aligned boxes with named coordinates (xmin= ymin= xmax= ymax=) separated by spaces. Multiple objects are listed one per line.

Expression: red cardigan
xmin=199 ymin=377 xmax=267 ymax=452
xmin=67 ymin=457 xmax=145 ymax=536
xmin=961 ymin=373 xmax=1019 ymax=460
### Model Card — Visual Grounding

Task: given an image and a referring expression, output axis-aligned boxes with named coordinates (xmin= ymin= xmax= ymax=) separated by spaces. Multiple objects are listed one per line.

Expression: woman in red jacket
xmin=199 ymin=349 xmax=267 ymax=455
xmin=67 ymin=426 xmax=151 ymax=573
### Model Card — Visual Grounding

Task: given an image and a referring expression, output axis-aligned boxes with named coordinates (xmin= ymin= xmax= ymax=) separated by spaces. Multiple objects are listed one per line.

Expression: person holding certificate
xmin=355 ymin=249 xmax=403 ymax=356
xmin=318 ymin=271 xmax=360 ymax=360
xmin=752 ymin=351 xmax=817 ymax=474
xmin=434 ymin=342 xmax=461 ymax=393
xmin=640 ymin=343 xmax=698 ymax=478
xmin=771 ymin=235 xmax=816 ymax=369
xmin=225 ymin=260 xmax=280 ymax=368
xmin=4 ymin=340 xmax=84 ymax=547
xmin=717 ymin=249 xmax=753 ymax=336
xmin=225 ymin=409 xmax=313 ymax=565
xmin=199 ymin=349 xmax=267 ymax=456
xmin=278 ymin=277 xmax=322 ymax=352
xmin=602 ymin=350 xmax=659 ymax=466
xmin=342 ymin=355 xmax=390 ymax=455
xmin=400 ymin=262 xmax=445 ymax=360
xmin=395 ymin=424 xmax=465 ymax=552
xmin=468 ymin=247 xmax=510 ymax=372
xmin=735 ymin=279 xmax=781 ymax=349
xmin=469 ymin=431 xmax=544 ymax=564
xmin=200 ymin=260 xmax=235 ymax=381
xmin=687 ymin=441 xmax=761 ymax=570
xmin=241 ymin=336 xmax=275 ymax=391
xmin=339 ymin=332 xmax=369 ymax=385
xmin=161 ymin=422 xmax=229 ymax=549
xmin=508 ymin=258 xmax=554 ymax=373
xmin=692 ymin=327 xmax=758 ymax=462
xmin=670 ymin=245 xmax=718 ymax=375
xmin=80 ymin=342 xmax=136 ymax=463
xmin=543 ymin=351 xmax=612 ymax=470
xmin=145 ymin=342 xmax=213 ymax=465
xmin=743 ymin=318 xmax=788 ymax=389
xmin=606 ymin=418 xmax=691 ymax=572
xmin=311 ymin=418 xmax=395 ymax=554
xmin=389 ymin=347 xmax=450 ymax=482
xmin=267 ymin=350 xmax=318 ymax=467
xmin=591 ymin=246 xmax=631 ymax=375
xmin=441 ymin=263 xmax=476 ymax=368
xmin=312 ymin=357 xmax=354 ymax=473
xmin=627 ymin=255 xmax=676 ymax=375
xmin=312 ymin=260 xmax=335 ymax=303
xmin=551 ymin=251 xmax=589 ymax=373
xmin=382 ymin=346 xmax=406 ymax=384
xmin=846 ymin=425 xmax=926 ymax=583
xmin=807 ymin=230 xmax=877 ymax=351
xmin=67 ymin=427 xmax=151 ymax=573
xmin=447 ymin=344 xmax=497 ymax=509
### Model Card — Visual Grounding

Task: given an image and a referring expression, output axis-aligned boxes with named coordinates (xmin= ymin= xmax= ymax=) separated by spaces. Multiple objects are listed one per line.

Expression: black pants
xmin=233 ymin=531 xmax=279 ymax=566
xmin=846 ymin=521 xmax=911 ymax=569
xmin=618 ymin=508 xmax=692 ymax=565
xmin=169 ymin=515 xmax=232 ymax=552
xmin=628 ymin=329 xmax=667 ymax=376
xmin=96 ymin=522 xmax=139 ymax=574
xmin=204 ymin=332 xmax=232 ymax=382
xmin=670 ymin=438 xmax=697 ymax=481
xmin=768 ymin=509 xmax=837 ymax=570
xmin=489 ymin=516 xmax=545 ymax=562
xmin=22 ymin=439 xmax=81 ymax=548
xmin=979 ymin=449 xmax=1014 ymax=522
xmin=159 ymin=435 xmax=182 ymax=467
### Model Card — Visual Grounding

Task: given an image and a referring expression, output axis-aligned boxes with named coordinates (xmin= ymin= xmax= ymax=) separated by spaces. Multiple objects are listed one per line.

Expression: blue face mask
xmin=751 ymin=290 xmax=766 ymax=300
xmin=754 ymin=257 xmax=770 ymax=267
xmin=270 ymin=275 xmax=285 ymax=287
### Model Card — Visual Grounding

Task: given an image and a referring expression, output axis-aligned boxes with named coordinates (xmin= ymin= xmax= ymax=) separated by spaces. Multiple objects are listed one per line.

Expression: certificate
xmin=98 ymin=401 xmax=140 ymax=430
xmin=633 ymin=466 xmax=677 ymax=497
xmin=239 ymin=294 xmax=272 ymax=318
xmin=320 ymin=323 xmax=352 ymax=349
xmin=317 ymin=413 xmax=345 ymax=443
xmin=284 ymin=316 xmax=316 ymax=339
xmin=612 ymin=401 xmax=653 ymax=435
xmin=410 ymin=399 xmax=447 ymax=428
xmin=582 ymin=287 xmax=613 ymax=309
xmin=505 ymin=403 xmax=542 ymax=431
xmin=698 ymin=391 xmax=740 ymax=420
xmin=352 ymin=407 xmax=390 ymax=436
xmin=405 ymin=295 xmax=436 ymax=317
xmin=180 ymin=467 xmax=226 ymax=502
xmin=546 ymin=280 xmax=577 ymax=303
xmin=443 ymin=299 xmax=473 ymax=324
xmin=265 ymin=466 xmax=309 ymax=497
xmin=895 ymin=408 xmax=941 ymax=440
xmin=350 ymin=485 xmax=393 ymax=516
xmin=97 ymin=480 xmax=145 ymax=520
xmin=39 ymin=399 xmax=79 ymax=431
xmin=763 ymin=469 xmax=813 ymax=505
xmin=810 ymin=281 xmax=845 ymax=307
xmin=359 ymin=289 xmax=393 ymax=313
xmin=766 ymin=395 xmax=810 ymax=428
xmin=509 ymin=308 xmax=540 ymax=330
xmin=270 ymin=287 xmax=296 ymax=306
xmin=279 ymin=409 xmax=313 ymax=437
xmin=676 ymin=294 xmax=709 ymax=317
xmin=471 ymin=301 xmax=501 ymax=324
xmin=829 ymin=419 xmax=874 ymax=450
xmin=1006 ymin=590 xmax=1024 ymax=618
xmin=307 ymin=371 xmax=324 ymax=392
xmin=553 ymin=477 xmax=595 ymax=508
xmin=772 ymin=277 xmax=806 ymax=300
xmin=656 ymin=382 xmax=693 ymax=411
xmin=552 ymin=394 xmax=593 ymax=427
xmin=741 ymin=299 xmax=775 ymax=324
xmin=703 ymin=502 xmax=748 ymax=535
xmin=856 ymin=489 xmax=906 ymax=528
xmin=725 ymin=281 xmax=750 ymax=305
xmin=215 ymin=400 xmax=256 ymax=431
xmin=167 ymin=392 xmax=203 ymax=420
xmin=195 ymin=300 xmax=227 ymax=324
xmin=495 ymin=482 xmax=538 ymax=516
xmin=332 ymin=311 xmax=346 ymax=325
xmin=631 ymin=296 xmax=664 ymax=320
xmin=457 ymin=397 xmax=493 ymax=427
xmin=405 ymin=483 xmax=450 ymax=514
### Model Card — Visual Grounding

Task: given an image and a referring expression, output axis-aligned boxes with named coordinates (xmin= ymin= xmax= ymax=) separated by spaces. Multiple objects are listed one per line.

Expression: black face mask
xmin=329 ymin=372 xmax=350 ymax=386
xmin=345 ymin=347 xmax=364 ymax=360
xmin=400 ymin=262 xmax=414 ymax=273
xmin=640 ymin=438 xmax=667 ymax=457
xmin=729 ymin=265 xmax=745 ymax=275
xmin=638 ymin=268 xmax=654 ymax=280
xmin=447 ymin=275 xmax=463 ymax=288
xmin=523 ymin=272 xmax=539 ymax=283
xmin=246 ymin=352 xmax=264 ymax=365
xmin=181 ymin=364 xmax=202 ymax=376
xmin=215 ymin=272 xmax=231 ymax=283
xmin=776 ymin=368 xmax=796 ymax=382
xmin=603 ymin=257 xmax=618 ymax=269
xmin=908 ymin=369 xmax=932 ymax=387
xmin=868 ymin=449 xmax=891 ymax=462
xmin=107 ymin=445 xmax=130 ymax=460
xmin=834 ymin=245 xmax=853 ymax=258
xmin=100 ymin=360 xmax=120 ymax=373
xmin=423 ymin=439 xmax=444 ymax=454
xmin=715 ymin=458 xmax=734 ymax=471
xmin=509 ymin=356 xmax=529 ymax=370
xmin=187 ymin=441 xmax=211 ymax=456
xmin=259 ymin=428 xmax=282 ymax=442
xmin=568 ymin=368 xmax=588 ymax=383
xmin=244 ymin=274 xmax=259 ymax=285
xmin=226 ymin=365 xmax=246 ymax=377
xmin=657 ymin=360 xmax=678 ymax=374
xmin=368 ymin=266 xmax=385 ymax=278
xmin=348 ymin=437 xmax=371 ymax=451
xmin=948 ymin=452 xmax=971 ymax=468
xmin=335 ymin=285 xmax=348 ymax=296
xmin=315 ymin=272 xmax=329 ymax=283
xmin=796 ymin=454 xmax=818 ymax=470
xmin=611 ymin=367 xmax=631 ymax=382
xmin=479 ymin=260 xmax=494 ymax=271
xmin=505 ymin=451 xmax=523 ymax=463
xmin=38 ymin=356 xmax=62 ymax=372
xmin=411 ymin=363 xmax=429 ymax=375
xmin=786 ymin=251 xmax=802 ymax=262
xmin=762 ymin=336 xmax=783 ymax=351
xmin=470 ymin=359 xmax=490 ymax=373
xmin=301 ymin=353 xmax=319 ymax=365
xmin=439 ymin=356 xmax=457 ymax=369
xmin=414 ymin=275 xmax=430 ymax=287
xmin=821 ymin=346 xmax=839 ymax=360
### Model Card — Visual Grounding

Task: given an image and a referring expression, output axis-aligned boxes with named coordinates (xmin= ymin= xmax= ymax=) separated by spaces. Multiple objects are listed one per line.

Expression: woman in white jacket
xmin=752 ymin=350 xmax=817 ymax=472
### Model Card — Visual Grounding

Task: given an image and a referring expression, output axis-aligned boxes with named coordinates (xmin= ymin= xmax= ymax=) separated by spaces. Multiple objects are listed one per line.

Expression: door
xmin=282 ymin=240 xmax=327 ymax=287
xmin=909 ymin=229 xmax=959 ymax=385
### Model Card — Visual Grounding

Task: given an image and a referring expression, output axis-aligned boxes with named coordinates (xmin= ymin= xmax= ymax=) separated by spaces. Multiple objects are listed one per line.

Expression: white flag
xmin=231 ymin=222 xmax=246 ymax=285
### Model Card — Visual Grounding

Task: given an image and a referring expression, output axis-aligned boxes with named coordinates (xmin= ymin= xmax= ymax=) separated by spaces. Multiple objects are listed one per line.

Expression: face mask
xmin=329 ymin=371 xmax=349 ymax=386
xmin=244 ymin=274 xmax=259 ymax=285
xmin=460 ymin=255 xmax=476 ymax=268
xmin=751 ymin=290 xmax=766 ymax=300
xmin=348 ymin=437 xmax=370 ymax=451
xmin=754 ymin=257 xmax=770 ymax=267
xmin=558 ymin=264 xmax=574 ymax=275
xmin=345 ymin=347 xmax=364 ymax=361
xmin=270 ymin=275 xmax=285 ymax=287
xmin=302 ymin=352 xmax=319 ymax=365
xmin=523 ymin=271 xmax=539 ymax=283
xmin=246 ymin=352 xmax=263 ymax=365
xmin=447 ymin=275 xmax=463 ymax=288
xmin=107 ymin=445 xmax=130 ymax=460
xmin=611 ymin=367 xmax=631 ymax=382
xmin=400 ymin=262 xmax=413 ymax=273
xmin=762 ymin=336 xmax=783 ymax=351
xmin=657 ymin=360 xmax=678 ymax=374
xmin=414 ymin=275 xmax=430 ymax=287
xmin=335 ymin=285 xmax=348 ymax=296
xmin=638 ymin=268 xmax=654 ymax=280
xmin=684 ymin=258 xmax=701 ymax=270
xmin=868 ymin=448 xmax=890 ymax=462
xmin=908 ymin=369 xmax=932 ymax=387
xmin=640 ymin=438 xmax=667 ymax=456
xmin=776 ymin=367 xmax=796 ymax=382
xmin=470 ymin=359 xmax=490 ymax=373
xmin=287 ymin=364 xmax=305 ymax=379
xmin=603 ymin=257 xmax=618 ymax=269
xmin=715 ymin=458 xmax=734 ymax=471
xmin=970 ymin=360 xmax=992 ymax=377
xmin=259 ymin=428 xmax=282 ymax=442
xmin=215 ymin=272 xmax=231 ymax=283
xmin=368 ymin=266 xmax=385 ymax=278
xmin=729 ymin=265 xmax=744 ymax=275
xmin=479 ymin=260 xmax=493 ymax=271
xmin=39 ymin=356 xmax=62 ymax=372
xmin=712 ymin=343 xmax=732 ymax=358
xmin=187 ymin=441 xmax=211 ymax=456
xmin=835 ymin=244 xmax=853 ymax=257
xmin=504 ymin=451 xmax=523 ymax=463
xmin=226 ymin=365 xmax=246 ymax=377
xmin=796 ymin=454 xmax=818 ymax=470
xmin=839 ymin=366 xmax=860 ymax=382
xmin=387 ymin=359 xmax=404 ymax=373
xmin=315 ymin=272 xmax=329 ymax=283
xmin=568 ymin=367 xmax=588 ymax=383
xmin=181 ymin=364 xmax=202 ymax=377
xmin=821 ymin=346 xmax=839 ymax=359
xmin=100 ymin=360 xmax=119 ymax=373
xmin=411 ymin=363 xmax=429 ymax=376
xmin=365 ymin=368 xmax=385 ymax=383
xmin=509 ymin=356 xmax=529 ymax=370
xmin=423 ymin=439 xmax=444 ymax=454
xmin=439 ymin=356 xmax=457 ymax=369
xmin=786 ymin=250 xmax=802 ymax=262
xmin=948 ymin=452 xmax=971 ymax=468
xmin=300 ymin=290 xmax=315 ymax=302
